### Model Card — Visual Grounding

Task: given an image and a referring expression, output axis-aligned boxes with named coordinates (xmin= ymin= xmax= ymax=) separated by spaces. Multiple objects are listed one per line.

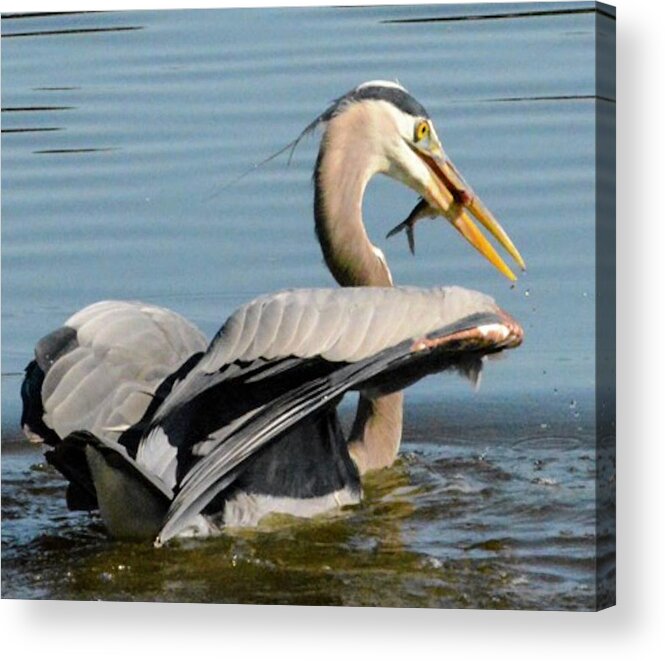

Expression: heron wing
xmin=155 ymin=308 xmax=522 ymax=544
xmin=149 ymin=286 xmax=502 ymax=428
xmin=199 ymin=285 xmax=500 ymax=367
xmin=27 ymin=300 xmax=207 ymax=444
xmin=134 ymin=286 xmax=503 ymax=484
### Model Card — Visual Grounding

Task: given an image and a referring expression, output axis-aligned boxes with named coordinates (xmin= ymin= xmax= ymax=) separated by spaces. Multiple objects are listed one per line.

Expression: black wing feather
xmin=156 ymin=311 xmax=514 ymax=544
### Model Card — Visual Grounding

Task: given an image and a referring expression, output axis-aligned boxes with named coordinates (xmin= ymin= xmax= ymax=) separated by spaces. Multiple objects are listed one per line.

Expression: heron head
xmin=315 ymin=81 xmax=525 ymax=281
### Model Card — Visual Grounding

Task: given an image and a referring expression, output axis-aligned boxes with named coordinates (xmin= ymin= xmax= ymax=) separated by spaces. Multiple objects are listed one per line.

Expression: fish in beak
xmin=397 ymin=140 xmax=526 ymax=281
xmin=386 ymin=197 xmax=433 ymax=256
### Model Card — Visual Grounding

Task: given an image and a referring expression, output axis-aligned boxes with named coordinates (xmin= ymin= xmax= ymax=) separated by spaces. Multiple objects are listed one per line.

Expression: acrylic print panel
xmin=1 ymin=2 xmax=615 ymax=610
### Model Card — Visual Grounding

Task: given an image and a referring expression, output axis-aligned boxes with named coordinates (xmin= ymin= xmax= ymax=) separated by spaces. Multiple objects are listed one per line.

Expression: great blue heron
xmin=21 ymin=81 xmax=525 ymax=545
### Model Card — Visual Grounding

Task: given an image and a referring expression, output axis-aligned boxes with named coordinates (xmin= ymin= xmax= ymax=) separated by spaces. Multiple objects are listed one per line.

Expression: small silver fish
xmin=386 ymin=198 xmax=438 ymax=255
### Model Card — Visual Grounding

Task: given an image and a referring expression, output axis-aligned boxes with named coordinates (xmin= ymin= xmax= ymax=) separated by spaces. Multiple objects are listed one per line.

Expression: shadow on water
xmin=380 ymin=4 xmax=616 ymax=24
xmin=33 ymin=147 xmax=119 ymax=155
xmin=1 ymin=12 xmax=142 ymax=143
xmin=1 ymin=127 xmax=63 ymax=134
xmin=2 ymin=26 xmax=143 ymax=39
xmin=1 ymin=12 xmax=143 ymax=39
xmin=480 ymin=94 xmax=616 ymax=103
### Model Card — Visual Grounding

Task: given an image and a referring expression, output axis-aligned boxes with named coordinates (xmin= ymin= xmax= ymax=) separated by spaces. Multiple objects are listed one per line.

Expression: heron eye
xmin=415 ymin=121 xmax=430 ymax=142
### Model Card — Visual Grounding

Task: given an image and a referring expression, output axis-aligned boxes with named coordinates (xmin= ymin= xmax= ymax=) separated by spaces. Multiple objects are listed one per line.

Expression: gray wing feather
xmin=155 ymin=302 xmax=518 ymax=544
xmin=38 ymin=301 xmax=207 ymax=442
xmin=264 ymin=298 xmax=300 ymax=360
xmin=150 ymin=287 xmax=500 ymax=428
xmin=199 ymin=286 xmax=499 ymax=371
xmin=287 ymin=301 xmax=324 ymax=356
xmin=141 ymin=286 xmax=503 ymax=491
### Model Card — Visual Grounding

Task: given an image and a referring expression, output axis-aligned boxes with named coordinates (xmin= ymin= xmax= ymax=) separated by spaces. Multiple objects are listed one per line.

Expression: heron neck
xmin=313 ymin=113 xmax=403 ymax=474
xmin=313 ymin=122 xmax=393 ymax=288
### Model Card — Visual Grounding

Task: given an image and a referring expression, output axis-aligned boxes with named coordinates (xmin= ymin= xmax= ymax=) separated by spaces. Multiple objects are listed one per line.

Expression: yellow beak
xmin=411 ymin=144 xmax=526 ymax=281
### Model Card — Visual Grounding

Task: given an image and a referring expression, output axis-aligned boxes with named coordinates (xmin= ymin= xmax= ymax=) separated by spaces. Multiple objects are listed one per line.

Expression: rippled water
xmin=1 ymin=4 xmax=615 ymax=609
